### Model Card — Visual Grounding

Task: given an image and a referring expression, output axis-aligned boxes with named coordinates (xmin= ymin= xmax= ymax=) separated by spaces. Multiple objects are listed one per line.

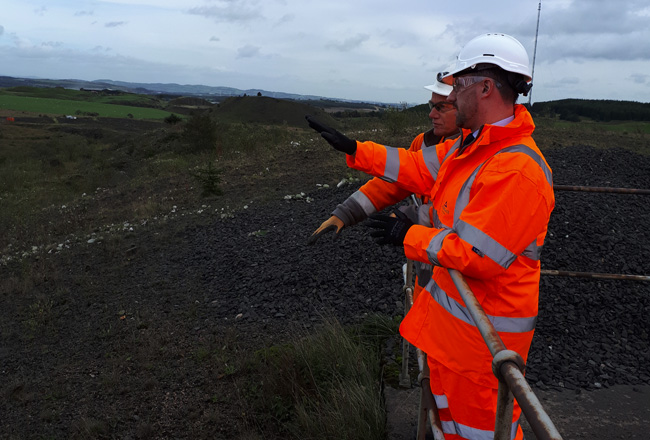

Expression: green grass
xmin=0 ymin=94 xmax=171 ymax=119
xmin=2 ymin=86 xmax=163 ymax=106
xmin=242 ymin=315 xmax=397 ymax=439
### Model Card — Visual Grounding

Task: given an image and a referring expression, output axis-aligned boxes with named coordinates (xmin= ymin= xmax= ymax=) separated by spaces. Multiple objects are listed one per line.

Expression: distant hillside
xmin=531 ymin=99 xmax=650 ymax=122
xmin=0 ymin=75 xmax=385 ymax=107
xmin=212 ymin=95 xmax=337 ymax=128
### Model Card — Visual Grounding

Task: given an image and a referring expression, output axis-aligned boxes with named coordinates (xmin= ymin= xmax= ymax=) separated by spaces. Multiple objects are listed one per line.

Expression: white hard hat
xmin=424 ymin=79 xmax=453 ymax=96
xmin=441 ymin=33 xmax=532 ymax=84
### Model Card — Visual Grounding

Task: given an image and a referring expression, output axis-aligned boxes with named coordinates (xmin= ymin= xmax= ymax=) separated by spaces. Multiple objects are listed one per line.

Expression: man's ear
xmin=482 ymin=79 xmax=490 ymax=94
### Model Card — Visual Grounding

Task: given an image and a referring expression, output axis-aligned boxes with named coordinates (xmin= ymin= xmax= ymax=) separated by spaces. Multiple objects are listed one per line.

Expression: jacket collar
xmin=459 ymin=104 xmax=535 ymax=151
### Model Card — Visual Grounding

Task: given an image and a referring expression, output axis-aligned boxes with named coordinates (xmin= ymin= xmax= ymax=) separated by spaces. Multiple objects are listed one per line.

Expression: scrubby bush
xmin=164 ymin=113 xmax=182 ymax=125
xmin=189 ymin=162 xmax=222 ymax=197
xmin=182 ymin=112 xmax=218 ymax=152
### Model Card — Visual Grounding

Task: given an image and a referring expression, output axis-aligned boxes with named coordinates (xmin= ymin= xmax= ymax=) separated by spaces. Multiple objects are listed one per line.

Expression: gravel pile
xmin=2 ymin=143 xmax=648 ymax=440
xmin=113 ymin=145 xmax=649 ymax=392
xmin=76 ymin=146 xmax=650 ymax=396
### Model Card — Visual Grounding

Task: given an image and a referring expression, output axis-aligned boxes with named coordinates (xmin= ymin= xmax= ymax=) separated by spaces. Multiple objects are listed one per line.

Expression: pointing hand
xmin=305 ymin=115 xmax=357 ymax=155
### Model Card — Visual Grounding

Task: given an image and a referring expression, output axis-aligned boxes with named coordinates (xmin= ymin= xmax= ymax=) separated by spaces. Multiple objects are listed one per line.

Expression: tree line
xmin=530 ymin=99 xmax=650 ymax=122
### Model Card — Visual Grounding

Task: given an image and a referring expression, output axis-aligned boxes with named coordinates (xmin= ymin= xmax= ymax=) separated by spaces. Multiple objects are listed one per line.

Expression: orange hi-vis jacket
xmin=332 ymin=129 xmax=445 ymax=301
xmin=347 ymin=105 xmax=555 ymax=388
xmin=331 ymin=129 xmax=440 ymax=227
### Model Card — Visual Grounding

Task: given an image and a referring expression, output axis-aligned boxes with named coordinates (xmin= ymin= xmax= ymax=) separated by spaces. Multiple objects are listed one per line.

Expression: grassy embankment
xmin=0 ymin=87 xmax=172 ymax=119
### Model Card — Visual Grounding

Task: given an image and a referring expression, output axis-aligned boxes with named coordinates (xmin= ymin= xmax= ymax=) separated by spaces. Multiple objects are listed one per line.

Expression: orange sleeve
xmin=347 ymin=137 xmax=454 ymax=197
xmin=403 ymin=156 xmax=554 ymax=280
xmin=357 ymin=133 xmax=426 ymax=211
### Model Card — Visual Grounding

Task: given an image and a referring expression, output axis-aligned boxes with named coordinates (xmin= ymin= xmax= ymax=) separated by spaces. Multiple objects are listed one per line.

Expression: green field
xmin=0 ymin=93 xmax=172 ymax=119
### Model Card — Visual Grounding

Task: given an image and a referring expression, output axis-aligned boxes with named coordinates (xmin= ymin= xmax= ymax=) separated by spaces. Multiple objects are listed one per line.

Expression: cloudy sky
xmin=1 ymin=0 xmax=650 ymax=104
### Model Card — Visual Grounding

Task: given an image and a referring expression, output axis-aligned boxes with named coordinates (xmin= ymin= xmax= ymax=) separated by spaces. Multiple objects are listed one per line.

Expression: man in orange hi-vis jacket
xmin=308 ymin=75 xmax=459 ymax=303
xmin=307 ymin=33 xmax=555 ymax=440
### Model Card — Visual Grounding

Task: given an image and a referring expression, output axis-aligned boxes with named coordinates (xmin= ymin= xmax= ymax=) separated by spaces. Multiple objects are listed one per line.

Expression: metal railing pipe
xmin=541 ymin=269 xmax=650 ymax=282
xmin=400 ymin=285 xmax=414 ymax=388
xmin=448 ymin=269 xmax=506 ymax=356
xmin=417 ymin=363 xmax=445 ymax=440
xmin=400 ymin=261 xmax=415 ymax=388
xmin=553 ymin=184 xmax=650 ymax=195
xmin=499 ymin=362 xmax=563 ymax=440
xmin=448 ymin=268 xmax=564 ymax=440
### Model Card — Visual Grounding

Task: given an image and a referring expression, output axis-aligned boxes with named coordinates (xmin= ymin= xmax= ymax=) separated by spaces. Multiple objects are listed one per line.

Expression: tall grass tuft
xmin=243 ymin=315 xmax=398 ymax=439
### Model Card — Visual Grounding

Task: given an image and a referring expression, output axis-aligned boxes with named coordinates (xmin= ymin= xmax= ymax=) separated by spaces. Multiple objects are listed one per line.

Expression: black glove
xmin=367 ymin=210 xmax=414 ymax=246
xmin=305 ymin=115 xmax=357 ymax=155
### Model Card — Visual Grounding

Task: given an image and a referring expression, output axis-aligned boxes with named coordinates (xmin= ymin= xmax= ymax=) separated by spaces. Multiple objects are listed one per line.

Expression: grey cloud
xmin=631 ymin=73 xmax=649 ymax=84
xmin=41 ymin=41 xmax=63 ymax=48
xmin=34 ymin=6 xmax=47 ymax=16
xmin=538 ymin=76 xmax=580 ymax=94
xmin=540 ymin=0 xmax=650 ymax=35
xmin=449 ymin=2 xmax=650 ymax=63
xmin=326 ymin=34 xmax=369 ymax=52
xmin=275 ymin=14 xmax=294 ymax=26
xmin=210 ymin=36 xmax=220 ymax=42
xmin=541 ymin=31 xmax=650 ymax=61
xmin=0 ymin=25 xmax=4 ymax=36
xmin=237 ymin=44 xmax=260 ymax=58
xmin=187 ymin=5 xmax=261 ymax=23
xmin=105 ymin=21 xmax=127 ymax=28
xmin=75 ymin=10 xmax=94 ymax=17
xmin=560 ymin=76 xmax=580 ymax=85
xmin=379 ymin=29 xmax=407 ymax=49
xmin=508 ymin=2 xmax=650 ymax=62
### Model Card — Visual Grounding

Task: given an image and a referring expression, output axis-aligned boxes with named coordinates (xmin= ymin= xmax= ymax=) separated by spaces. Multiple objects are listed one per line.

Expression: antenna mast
xmin=528 ymin=1 xmax=542 ymax=107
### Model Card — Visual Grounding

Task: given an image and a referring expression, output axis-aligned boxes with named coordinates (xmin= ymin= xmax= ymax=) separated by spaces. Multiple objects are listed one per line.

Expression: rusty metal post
xmin=417 ymin=355 xmax=445 ymax=440
xmin=400 ymin=261 xmax=415 ymax=388
xmin=448 ymin=268 xmax=564 ymax=440
xmin=553 ymin=184 xmax=650 ymax=195
xmin=541 ymin=269 xmax=650 ymax=282
xmin=499 ymin=362 xmax=563 ymax=440
xmin=448 ymin=269 xmax=507 ymax=355
xmin=494 ymin=381 xmax=515 ymax=440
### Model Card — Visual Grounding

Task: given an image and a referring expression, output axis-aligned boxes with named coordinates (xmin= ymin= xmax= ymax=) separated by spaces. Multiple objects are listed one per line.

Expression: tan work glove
xmin=307 ymin=215 xmax=345 ymax=245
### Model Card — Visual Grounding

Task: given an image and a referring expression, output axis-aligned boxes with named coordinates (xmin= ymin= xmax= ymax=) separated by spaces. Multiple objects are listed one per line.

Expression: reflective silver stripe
xmin=453 ymin=143 xmax=553 ymax=263
xmin=500 ymin=145 xmax=553 ymax=186
xmin=349 ymin=190 xmax=377 ymax=217
xmin=522 ymin=238 xmax=542 ymax=261
xmin=442 ymin=136 xmax=462 ymax=163
xmin=455 ymin=219 xmax=517 ymax=269
xmin=441 ymin=420 xmax=519 ymax=440
xmin=433 ymin=393 xmax=448 ymax=409
xmin=426 ymin=228 xmax=454 ymax=266
xmin=441 ymin=420 xmax=494 ymax=440
xmin=382 ymin=146 xmax=401 ymax=183
xmin=511 ymin=419 xmax=521 ymax=440
xmin=422 ymin=145 xmax=442 ymax=180
xmin=431 ymin=208 xmax=444 ymax=229
xmin=428 ymin=281 xmax=537 ymax=333
xmin=453 ymin=161 xmax=482 ymax=225
xmin=417 ymin=202 xmax=432 ymax=227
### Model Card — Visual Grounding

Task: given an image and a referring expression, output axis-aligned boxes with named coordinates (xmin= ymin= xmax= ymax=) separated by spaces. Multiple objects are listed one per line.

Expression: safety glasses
xmin=452 ymin=76 xmax=502 ymax=94
xmin=452 ymin=76 xmax=489 ymax=93
xmin=428 ymin=101 xmax=454 ymax=113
